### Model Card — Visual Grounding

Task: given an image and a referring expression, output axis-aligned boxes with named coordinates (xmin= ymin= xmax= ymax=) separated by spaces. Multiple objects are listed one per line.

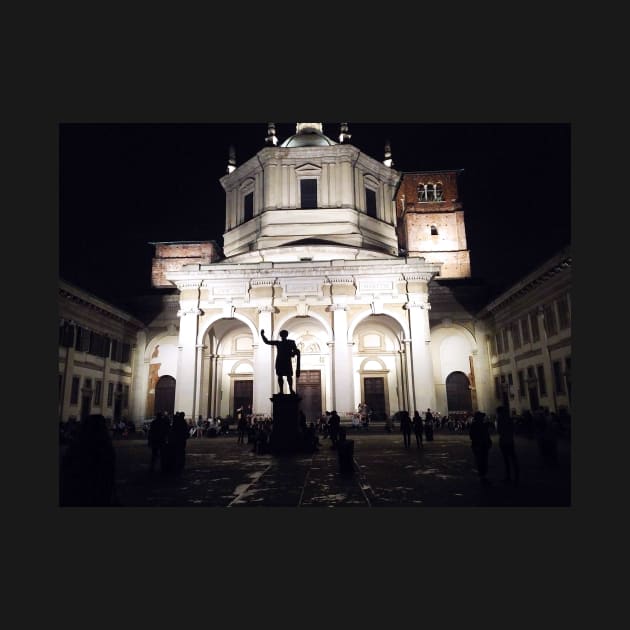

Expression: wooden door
xmin=296 ymin=370 xmax=322 ymax=423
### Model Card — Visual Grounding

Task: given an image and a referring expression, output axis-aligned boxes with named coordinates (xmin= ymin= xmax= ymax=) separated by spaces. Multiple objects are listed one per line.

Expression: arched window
xmin=430 ymin=225 xmax=438 ymax=235
xmin=416 ymin=182 xmax=444 ymax=202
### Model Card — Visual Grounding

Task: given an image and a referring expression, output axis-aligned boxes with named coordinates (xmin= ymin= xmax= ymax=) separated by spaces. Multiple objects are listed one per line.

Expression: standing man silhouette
xmin=260 ymin=329 xmax=301 ymax=394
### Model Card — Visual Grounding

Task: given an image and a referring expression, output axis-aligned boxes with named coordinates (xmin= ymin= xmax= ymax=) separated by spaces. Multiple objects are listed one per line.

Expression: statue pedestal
xmin=269 ymin=393 xmax=301 ymax=455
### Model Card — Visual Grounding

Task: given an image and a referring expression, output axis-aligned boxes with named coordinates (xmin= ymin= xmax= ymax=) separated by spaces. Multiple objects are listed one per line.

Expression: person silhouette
xmin=496 ymin=405 xmax=520 ymax=484
xmin=260 ymin=329 xmax=301 ymax=394
xmin=469 ymin=411 xmax=492 ymax=485
xmin=412 ymin=410 xmax=424 ymax=448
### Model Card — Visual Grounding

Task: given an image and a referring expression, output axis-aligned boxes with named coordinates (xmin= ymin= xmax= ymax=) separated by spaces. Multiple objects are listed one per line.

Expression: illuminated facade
xmin=478 ymin=248 xmax=572 ymax=415
xmin=132 ymin=123 xmax=495 ymax=423
xmin=58 ymin=123 xmax=571 ymax=425
xmin=58 ymin=280 xmax=144 ymax=424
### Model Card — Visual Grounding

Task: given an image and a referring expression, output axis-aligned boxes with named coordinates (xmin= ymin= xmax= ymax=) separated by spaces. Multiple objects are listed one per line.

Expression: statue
xmin=260 ymin=329 xmax=301 ymax=395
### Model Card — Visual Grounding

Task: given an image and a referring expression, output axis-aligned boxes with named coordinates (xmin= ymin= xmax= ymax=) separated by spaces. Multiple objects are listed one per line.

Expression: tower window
xmin=430 ymin=225 xmax=438 ymax=235
xmin=365 ymin=188 xmax=377 ymax=218
xmin=417 ymin=182 xmax=444 ymax=202
xmin=300 ymin=179 xmax=318 ymax=208
xmin=244 ymin=191 xmax=254 ymax=222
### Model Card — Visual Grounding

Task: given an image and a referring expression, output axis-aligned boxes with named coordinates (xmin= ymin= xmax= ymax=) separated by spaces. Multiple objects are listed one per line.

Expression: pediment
xmin=295 ymin=163 xmax=322 ymax=175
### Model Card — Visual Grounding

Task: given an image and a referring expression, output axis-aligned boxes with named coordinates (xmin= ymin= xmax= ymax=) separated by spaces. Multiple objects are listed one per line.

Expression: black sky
xmin=59 ymin=122 xmax=570 ymax=309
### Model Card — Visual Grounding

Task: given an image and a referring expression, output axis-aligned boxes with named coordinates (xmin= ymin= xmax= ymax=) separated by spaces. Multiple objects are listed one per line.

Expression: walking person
xmin=147 ymin=412 xmax=170 ymax=475
xmin=329 ymin=410 xmax=341 ymax=447
xmin=237 ymin=411 xmax=247 ymax=445
xmin=469 ymin=411 xmax=492 ymax=485
xmin=496 ymin=406 xmax=519 ymax=485
xmin=170 ymin=412 xmax=190 ymax=475
xmin=424 ymin=409 xmax=434 ymax=441
xmin=400 ymin=410 xmax=412 ymax=448
xmin=412 ymin=410 xmax=424 ymax=448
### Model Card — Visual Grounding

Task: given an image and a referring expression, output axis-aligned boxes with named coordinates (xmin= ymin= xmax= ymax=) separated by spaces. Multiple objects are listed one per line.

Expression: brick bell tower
xmin=395 ymin=170 xmax=471 ymax=278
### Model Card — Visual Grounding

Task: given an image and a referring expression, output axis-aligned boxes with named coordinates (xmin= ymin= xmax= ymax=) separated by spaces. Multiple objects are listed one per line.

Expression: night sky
xmin=59 ymin=122 xmax=571 ymax=310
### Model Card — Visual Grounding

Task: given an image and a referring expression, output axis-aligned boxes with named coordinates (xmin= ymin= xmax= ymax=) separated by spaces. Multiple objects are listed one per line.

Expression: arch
xmin=445 ymin=371 xmax=472 ymax=414
xmin=430 ymin=321 xmax=478 ymax=351
xmin=275 ymin=312 xmax=333 ymax=340
xmin=348 ymin=310 xmax=408 ymax=345
xmin=359 ymin=357 xmax=388 ymax=372
xmin=144 ymin=330 xmax=180 ymax=363
xmin=230 ymin=359 xmax=254 ymax=374
xmin=199 ymin=311 xmax=258 ymax=343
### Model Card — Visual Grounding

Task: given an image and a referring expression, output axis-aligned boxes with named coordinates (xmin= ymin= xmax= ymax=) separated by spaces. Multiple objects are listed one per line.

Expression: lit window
xmin=544 ymin=304 xmax=558 ymax=337
xmin=416 ymin=182 xmax=444 ymax=202
xmin=557 ymin=294 xmax=570 ymax=329
xmin=300 ymin=179 xmax=317 ymax=208
xmin=94 ymin=380 xmax=102 ymax=406
xmin=244 ymin=191 xmax=254 ymax=222
xmin=530 ymin=310 xmax=540 ymax=342
xmin=511 ymin=322 xmax=521 ymax=349
xmin=365 ymin=188 xmax=377 ymax=218
xmin=553 ymin=361 xmax=565 ymax=394
xmin=536 ymin=365 xmax=547 ymax=397
xmin=521 ymin=316 xmax=531 ymax=344
xmin=70 ymin=377 xmax=80 ymax=405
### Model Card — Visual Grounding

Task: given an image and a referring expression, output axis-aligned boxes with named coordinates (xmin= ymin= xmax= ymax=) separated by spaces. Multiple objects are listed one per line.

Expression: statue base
xmin=269 ymin=393 xmax=302 ymax=455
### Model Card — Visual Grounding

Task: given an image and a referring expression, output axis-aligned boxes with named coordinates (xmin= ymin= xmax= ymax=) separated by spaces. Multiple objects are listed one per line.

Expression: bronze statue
xmin=261 ymin=329 xmax=301 ymax=394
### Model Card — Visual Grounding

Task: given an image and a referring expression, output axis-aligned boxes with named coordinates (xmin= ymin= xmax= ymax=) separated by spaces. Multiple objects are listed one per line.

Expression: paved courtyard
xmin=109 ymin=429 xmax=571 ymax=508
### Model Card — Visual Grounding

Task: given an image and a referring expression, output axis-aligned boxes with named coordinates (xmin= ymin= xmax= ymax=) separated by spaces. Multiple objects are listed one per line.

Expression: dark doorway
xmin=80 ymin=393 xmax=92 ymax=422
xmin=233 ymin=380 xmax=253 ymax=417
xmin=296 ymin=370 xmax=322 ymax=423
xmin=155 ymin=375 xmax=176 ymax=417
xmin=363 ymin=376 xmax=386 ymax=416
xmin=446 ymin=371 xmax=473 ymax=414
xmin=528 ymin=386 xmax=539 ymax=412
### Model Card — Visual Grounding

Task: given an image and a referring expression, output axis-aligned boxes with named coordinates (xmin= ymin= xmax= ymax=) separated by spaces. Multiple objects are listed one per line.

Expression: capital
xmin=177 ymin=307 xmax=203 ymax=318
xmin=257 ymin=305 xmax=275 ymax=313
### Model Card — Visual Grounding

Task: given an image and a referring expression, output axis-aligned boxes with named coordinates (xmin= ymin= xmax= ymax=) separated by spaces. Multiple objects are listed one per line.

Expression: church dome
xmin=280 ymin=123 xmax=337 ymax=147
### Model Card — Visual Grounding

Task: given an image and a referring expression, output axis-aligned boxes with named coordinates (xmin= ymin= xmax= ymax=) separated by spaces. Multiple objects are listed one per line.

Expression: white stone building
xmin=477 ymin=247 xmax=572 ymax=416
xmin=58 ymin=280 xmax=145 ymax=424
xmin=131 ymin=123 xmax=494 ymax=423
xmin=58 ymin=123 xmax=571 ymax=426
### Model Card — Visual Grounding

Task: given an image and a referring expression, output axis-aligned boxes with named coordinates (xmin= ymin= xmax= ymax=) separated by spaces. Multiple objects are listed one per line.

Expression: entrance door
xmin=446 ymin=371 xmax=473 ymax=414
xmin=528 ymin=386 xmax=539 ymax=412
xmin=155 ymin=375 xmax=176 ymax=417
xmin=363 ymin=377 xmax=386 ymax=417
xmin=233 ymin=380 xmax=253 ymax=417
xmin=296 ymin=370 xmax=322 ymax=423
xmin=80 ymin=394 xmax=92 ymax=421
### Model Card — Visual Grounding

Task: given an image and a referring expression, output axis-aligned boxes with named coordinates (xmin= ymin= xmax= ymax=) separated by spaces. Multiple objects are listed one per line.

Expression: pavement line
xmin=226 ymin=464 xmax=272 ymax=508
xmin=353 ymin=458 xmax=373 ymax=507
xmin=297 ymin=453 xmax=316 ymax=507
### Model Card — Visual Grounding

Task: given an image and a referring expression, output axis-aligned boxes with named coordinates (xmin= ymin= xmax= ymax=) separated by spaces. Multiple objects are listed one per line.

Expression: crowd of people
xmin=58 ymin=401 xmax=571 ymax=505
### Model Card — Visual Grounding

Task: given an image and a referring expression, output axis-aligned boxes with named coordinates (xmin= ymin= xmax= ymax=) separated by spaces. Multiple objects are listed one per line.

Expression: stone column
xmin=471 ymin=321 xmax=494 ymax=414
xmin=130 ymin=336 xmax=149 ymax=424
xmin=254 ymin=305 xmax=274 ymax=416
xmin=174 ymin=284 xmax=202 ymax=419
xmin=405 ymin=300 xmax=436 ymax=412
xmin=330 ymin=304 xmax=353 ymax=414
xmin=402 ymin=339 xmax=414 ymax=411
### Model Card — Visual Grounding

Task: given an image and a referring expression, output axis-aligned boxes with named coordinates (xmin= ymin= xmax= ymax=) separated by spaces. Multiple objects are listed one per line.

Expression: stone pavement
xmin=110 ymin=429 xmax=571 ymax=507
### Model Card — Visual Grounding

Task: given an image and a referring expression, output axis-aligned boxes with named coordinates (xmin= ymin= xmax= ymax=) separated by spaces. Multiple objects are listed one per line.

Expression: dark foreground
xmin=103 ymin=431 xmax=571 ymax=507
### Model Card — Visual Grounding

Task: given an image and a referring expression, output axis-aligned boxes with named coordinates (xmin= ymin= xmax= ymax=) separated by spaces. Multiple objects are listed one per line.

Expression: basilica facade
xmin=131 ymin=123 xmax=494 ymax=424
xmin=59 ymin=123 xmax=571 ymax=426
